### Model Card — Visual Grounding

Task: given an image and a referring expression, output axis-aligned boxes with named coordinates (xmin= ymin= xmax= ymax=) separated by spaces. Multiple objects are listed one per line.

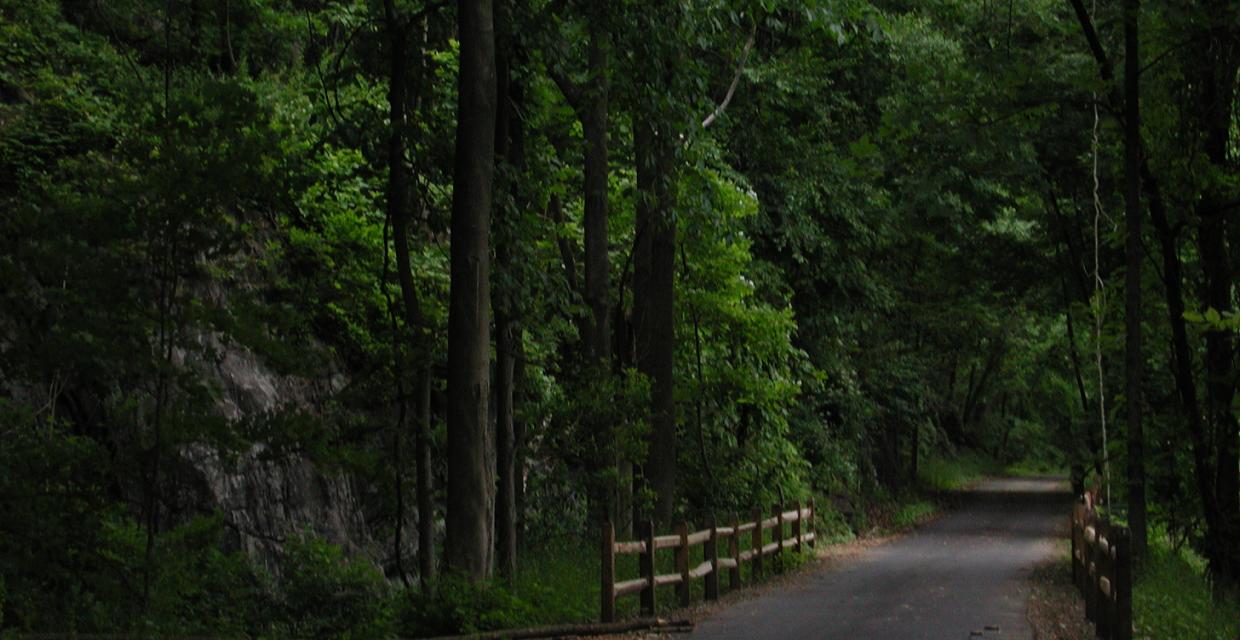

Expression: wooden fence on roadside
xmin=599 ymin=500 xmax=816 ymax=622
xmin=1070 ymin=496 xmax=1132 ymax=640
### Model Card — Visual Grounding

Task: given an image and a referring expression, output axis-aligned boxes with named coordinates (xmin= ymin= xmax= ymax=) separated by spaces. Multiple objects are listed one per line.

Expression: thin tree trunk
xmin=494 ymin=317 xmax=516 ymax=579
xmin=415 ymin=367 xmax=434 ymax=585
xmin=583 ymin=20 xmax=611 ymax=365
xmin=1196 ymin=204 xmax=1240 ymax=591
xmin=1069 ymin=0 xmax=1231 ymax=584
xmin=492 ymin=20 xmax=521 ymax=578
xmin=1122 ymin=0 xmax=1146 ymax=559
xmin=1147 ymin=166 xmax=1218 ymax=548
xmin=1045 ymin=183 xmax=1093 ymax=416
xmin=445 ymin=0 xmax=497 ymax=580
xmin=513 ymin=340 xmax=527 ymax=551
xmin=384 ymin=0 xmax=436 ymax=588
xmin=1188 ymin=0 xmax=1240 ymax=592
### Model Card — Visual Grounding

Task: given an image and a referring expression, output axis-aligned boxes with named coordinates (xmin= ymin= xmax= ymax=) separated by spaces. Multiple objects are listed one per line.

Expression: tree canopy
xmin=1 ymin=0 xmax=1238 ymax=635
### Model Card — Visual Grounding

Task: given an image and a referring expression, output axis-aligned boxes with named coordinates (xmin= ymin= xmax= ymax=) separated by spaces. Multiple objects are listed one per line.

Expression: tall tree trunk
xmin=583 ymin=20 xmax=611 ymax=365
xmin=1070 ymin=0 xmax=1236 ymax=588
xmin=584 ymin=22 xmax=625 ymax=532
xmin=414 ymin=368 xmax=434 ymax=584
xmin=633 ymin=118 xmax=677 ymax=525
xmin=494 ymin=316 xmax=516 ymax=579
xmin=1190 ymin=0 xmax=1240 ymax=591
xmin=445 ymin=0 xmax=497 ymax=580
xmin=1148 ymin=163 xmax=1220 ymax=562
xmin=1122 ymin=0 xmax=1147 ymax=559
xmin=1196 ymin=204 xmax=1239 ymax=592
xmin=492 ymin=19 xmax=521 ymax=579
xmin=384 ymin=0 xmax=436 ymax=588
xmin=513 ymin=340 xmax=527 ymax=551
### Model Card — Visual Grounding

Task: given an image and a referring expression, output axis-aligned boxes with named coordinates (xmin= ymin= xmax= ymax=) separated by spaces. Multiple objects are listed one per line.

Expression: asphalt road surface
xmin=689 ymin=477 xmax=1069 ymax=640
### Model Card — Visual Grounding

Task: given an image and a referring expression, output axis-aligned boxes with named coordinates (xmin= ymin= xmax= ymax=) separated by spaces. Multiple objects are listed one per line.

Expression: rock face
xmin=174 ymin=332 xmax=411 ymax=573
xmin=183 ymin=442 xmax=374 ymax=569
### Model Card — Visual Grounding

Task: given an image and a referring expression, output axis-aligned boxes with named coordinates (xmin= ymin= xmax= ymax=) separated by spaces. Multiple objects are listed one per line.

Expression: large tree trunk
xmin=1122 ymin=0 xmax=1147 ymax=560
xmin=633 ymin=118 xmax=677 ymax=525
xmin=445 ymin=0 xmax=497 ymax=580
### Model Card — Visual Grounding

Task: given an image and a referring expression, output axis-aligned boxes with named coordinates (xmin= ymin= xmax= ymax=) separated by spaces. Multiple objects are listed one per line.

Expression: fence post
xmin=601 ymin=521 xmax=616 ymax=623
xmin=1114 ymin=527 xmax=1132 ymax=640
xmin=774 ymin=503 xmax=784 ymax=559
xmin=1084 ymin=512 xmax=1096 ymax=623
xmin=639 ymin=520 xmax=656 ymax=616
xmin=676 ymin=522 xmax=690 ymax=607
xmin=706 ymin=514 xmax=719 ymax=601
xmin=1078 ymin=505 xmax=1090 ymax=595
xmin=793 ymin=500 xmax=803 ymax=554
xmin=1095 ymin=519 xmax=1111 ymax=639
xmin=1070 ymin=506 xmax=1079 ymax=588
xmin=729 ymin=514 xmax=741 ymax=590
xmin=752 ymin=506 xmax=764 ymax=582
xmin=808 ymin=497 xmax=816 ymax=548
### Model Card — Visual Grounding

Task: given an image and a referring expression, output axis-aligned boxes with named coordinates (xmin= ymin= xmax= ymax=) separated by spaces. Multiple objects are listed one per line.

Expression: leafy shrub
xmin=891 ymin=500 xmax=937 ymax=529
xmin=400 ymin=575 xmax=538 ymax=636
xmin=1134 ymin=534 xmax=1240 ymax=640
xmin=277 ymin=534 xmax=397 ymax=639
xmin=917 ymin=452 xmax=1000 ymax=491
xmin=813 ymin=501 xmax=856 ymax=542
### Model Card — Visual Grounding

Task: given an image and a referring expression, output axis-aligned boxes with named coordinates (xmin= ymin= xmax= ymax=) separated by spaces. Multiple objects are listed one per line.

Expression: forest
xmin=1 ymin=0 xmax=1238 ymax=637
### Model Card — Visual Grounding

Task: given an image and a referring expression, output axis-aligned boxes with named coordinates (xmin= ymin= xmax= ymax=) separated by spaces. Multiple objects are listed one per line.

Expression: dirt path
xmin=687 ymin=477 xmax=1070 ymax=640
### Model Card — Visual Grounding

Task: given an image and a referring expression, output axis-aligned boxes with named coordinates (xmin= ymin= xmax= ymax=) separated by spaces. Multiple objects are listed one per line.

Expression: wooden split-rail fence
xmin=599 ymin=500 xmax=815 ymax=622
xmin=1070 ymin=495 xmax=1133 ymax=640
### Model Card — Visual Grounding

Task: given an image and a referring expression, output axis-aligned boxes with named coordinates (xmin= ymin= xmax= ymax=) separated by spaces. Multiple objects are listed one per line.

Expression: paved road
xmin=689 ymin=477 xmax=1069 ymax=640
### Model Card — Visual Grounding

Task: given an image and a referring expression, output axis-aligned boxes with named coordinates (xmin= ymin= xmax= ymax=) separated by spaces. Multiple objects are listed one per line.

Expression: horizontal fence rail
xmin=1070 ymin=497 xmax=1132 ymax=640
xmin=600 ymin=500 xmax=815 ymax=622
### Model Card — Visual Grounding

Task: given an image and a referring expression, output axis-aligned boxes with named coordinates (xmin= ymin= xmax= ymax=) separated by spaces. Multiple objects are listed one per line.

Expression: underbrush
xmin=1133 ymin=535 xmax=1240 ymax=640
xmin=918 ymin=450 xmax=1063 ymax=492
xmin=890 ymin=499 xmax=938 ymax=529
xmin=3 ymin=450 xmax=1007 ymax=638
xmin=402 ymin=524 xmax=820 ymax=637
xmin=917 ymin=451 xmax=1002 ymax=491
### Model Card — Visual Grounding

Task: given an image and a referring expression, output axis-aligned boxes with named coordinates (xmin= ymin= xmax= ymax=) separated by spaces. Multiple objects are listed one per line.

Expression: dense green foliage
xmin=1133 ymin=532 xmax=1240 ymax=640
xmin=1 ymin=0 xmax=1238 ymax=636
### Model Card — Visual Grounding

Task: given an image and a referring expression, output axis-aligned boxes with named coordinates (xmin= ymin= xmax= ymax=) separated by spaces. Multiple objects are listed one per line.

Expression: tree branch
xmin=700 ymin=26 xmax=756 ymax=129
xmin=1067 ymin=0 xmax=1114 ymax=82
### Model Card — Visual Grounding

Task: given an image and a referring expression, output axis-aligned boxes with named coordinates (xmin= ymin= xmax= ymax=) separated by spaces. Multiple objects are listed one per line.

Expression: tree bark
xmin=492 ymin=17 xmax=522 ymax=579
xmin=633 ymin=117 xmax=677 ymax=525
xmin=1072 ymin=0 xmax=1240 ymax=589
xmin=383 ymin=0 xmax=436 ymax=587
xmin=1147 ymin=157 xmax=1219 ymax=561
xmin=445 ymin=0 xmax=497 ymax=580
xmin=414 ymin=367 xmax=434 ymax=583
xmin=1122 ymin=0 xmax=1146 ymax=559
xmin=582 ymin=19 xmax=611 ymax=365
xmin=1187 ymin=0 xmax=1240 ymax=593
xmin=1196 ymin=202 xmax=1239 ymax=592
